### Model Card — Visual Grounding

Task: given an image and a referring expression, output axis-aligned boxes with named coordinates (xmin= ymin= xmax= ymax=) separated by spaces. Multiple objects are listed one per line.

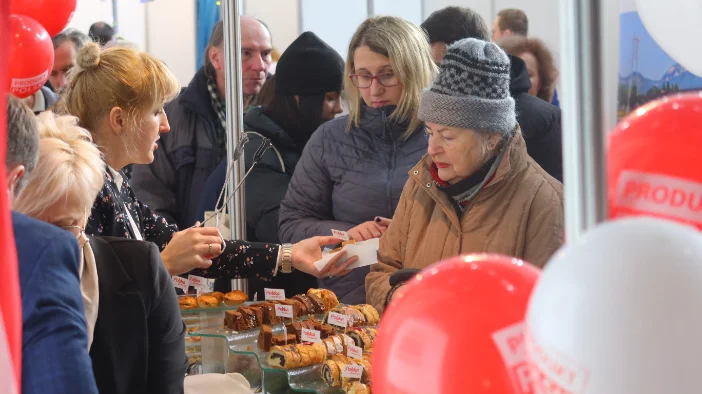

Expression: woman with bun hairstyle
xmin=60 ymin=42 xmax=356 ymax=281
xmin=14 ymin=111 xmax=187 ymax=394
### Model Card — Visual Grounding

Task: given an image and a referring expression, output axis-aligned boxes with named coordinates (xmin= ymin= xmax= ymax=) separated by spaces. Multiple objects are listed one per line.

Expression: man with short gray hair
xmin=5 ymin=94 xmax=39 ymax=203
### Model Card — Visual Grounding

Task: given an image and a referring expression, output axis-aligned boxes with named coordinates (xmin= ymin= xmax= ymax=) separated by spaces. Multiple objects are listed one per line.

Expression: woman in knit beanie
xmin=366 ymin=38 xmax=565 ymax=313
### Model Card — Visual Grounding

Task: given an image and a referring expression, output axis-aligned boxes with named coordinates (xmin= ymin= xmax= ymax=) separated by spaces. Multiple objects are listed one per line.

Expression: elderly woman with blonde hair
xmin=14 ymin=111 xmax=187 ymax=394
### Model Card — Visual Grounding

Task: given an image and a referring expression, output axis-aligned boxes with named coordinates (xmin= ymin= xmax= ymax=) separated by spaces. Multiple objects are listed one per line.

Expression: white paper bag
xmin=314 ymin=238 xmax=380 ymax=271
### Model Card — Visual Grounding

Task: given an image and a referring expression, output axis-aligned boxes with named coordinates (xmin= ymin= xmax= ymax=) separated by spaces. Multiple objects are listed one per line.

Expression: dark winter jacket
xmin=278 ymin=106 xmax=427 ymax=304
xmin=509 ymin=55 xmax=563 ymax=181
xmin=198 ymin=106 xmax=317 ymax=297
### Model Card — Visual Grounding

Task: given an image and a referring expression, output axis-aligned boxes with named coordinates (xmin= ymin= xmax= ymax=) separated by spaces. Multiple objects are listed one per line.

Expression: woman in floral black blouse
xmin=59 ymin=42 xmax=355 ymax=281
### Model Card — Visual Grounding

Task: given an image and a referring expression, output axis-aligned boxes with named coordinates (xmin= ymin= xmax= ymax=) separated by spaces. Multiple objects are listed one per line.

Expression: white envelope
xmin=314 ymin=238 xmax=380 ymax=271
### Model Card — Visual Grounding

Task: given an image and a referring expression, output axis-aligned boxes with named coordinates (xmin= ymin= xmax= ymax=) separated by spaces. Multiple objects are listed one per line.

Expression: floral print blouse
xmin=86 ymin=168 xmax=279 ymax=280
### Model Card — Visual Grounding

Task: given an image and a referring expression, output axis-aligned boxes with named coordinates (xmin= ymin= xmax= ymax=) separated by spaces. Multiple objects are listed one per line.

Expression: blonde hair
xmin=58 ymin=42 xmax=180 ymax=143
xmin=14 ymin=111 xmax=105 ymax=222
xmin=344 ymin=16 xmax=438 ymax=137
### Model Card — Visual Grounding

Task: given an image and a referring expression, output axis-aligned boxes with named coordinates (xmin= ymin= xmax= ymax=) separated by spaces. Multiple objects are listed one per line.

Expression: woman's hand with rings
xmin=290 ymin=236 xmax=358 ymax=278
xmin=160 ymin=222 xmax=226 ymax=276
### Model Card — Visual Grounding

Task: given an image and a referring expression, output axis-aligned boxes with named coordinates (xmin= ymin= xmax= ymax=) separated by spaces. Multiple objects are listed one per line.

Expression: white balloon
xmin=526 ymin=217 xmax=702 ymax=394
xmin=636 ymin=0 xmax=702 ymax=77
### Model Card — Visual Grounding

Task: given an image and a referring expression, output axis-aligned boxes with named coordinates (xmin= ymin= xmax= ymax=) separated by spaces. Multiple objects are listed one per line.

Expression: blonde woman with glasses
xmin=14 ymin=111 xmax=188 ymax=394
xmin=279 ymin=16 xmax=438 ymax=304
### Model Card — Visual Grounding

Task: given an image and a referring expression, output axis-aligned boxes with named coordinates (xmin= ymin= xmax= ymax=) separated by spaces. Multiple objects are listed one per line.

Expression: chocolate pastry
xmin=350 ymin=304 xmax=380 ymax=326
xmin=348 ymin=327 xmax=376 ymax=350
xmin=306 ymin=293 xmax=326 ymax=315
xmin=292 ymin=294 xmax=316 ymax=315
xmin=288 ymin=298 xmax=305 ymax=317
xmin=308 ymin=316 xmax=324 ymax=330
xmin=291 ymin=295 xmax=311 ymax=315
xmin=251 ymin=302 xmax=280 ymax=325
xmin=345 ymin=307 xmax=367 ymax=327
xmin=320 ymin=324 xmax=337 ymax=339
xmin=271 ymin=333 xmax=296 ymax=346
xmin=285 ymin=321 xmax=305 ymax=342
xmin=258 ymin=325 xmax=273 ymax=351
xmin=224 ymin=310 xmax=248 ymax=331
xmin=307 ymin=288 xmax=340 ymax=311
xmin=245 ymin=305 xmax=264 ymax=327
xmin=239 ymin=307 xmax=260 ymax=329
xmin=322 ymin=359 xmax=342 ymax=387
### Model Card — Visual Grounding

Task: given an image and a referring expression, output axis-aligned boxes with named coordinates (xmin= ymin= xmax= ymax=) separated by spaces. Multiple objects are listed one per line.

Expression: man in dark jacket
xmin=421 ymin=6 xmax=563 ymax=181
xmin=130 ymin=17 xmax=273 ymax=229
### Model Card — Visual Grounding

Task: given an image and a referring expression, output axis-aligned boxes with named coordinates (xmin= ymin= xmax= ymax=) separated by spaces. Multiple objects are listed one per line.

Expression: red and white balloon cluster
xmin=6 ymin=0 xmax=77 ymax=98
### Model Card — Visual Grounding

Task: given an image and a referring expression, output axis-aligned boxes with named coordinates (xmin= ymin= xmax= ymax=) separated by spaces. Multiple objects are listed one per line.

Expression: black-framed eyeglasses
xmin=349 ymin=73 xmax=400 ymax=89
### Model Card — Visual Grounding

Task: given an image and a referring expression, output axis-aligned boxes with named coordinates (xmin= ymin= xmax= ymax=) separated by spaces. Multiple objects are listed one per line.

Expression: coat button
xmin=426 ymin=183 xmax=432 ymax=188
xmin=413 ymin=170 xmax=419 ymax=175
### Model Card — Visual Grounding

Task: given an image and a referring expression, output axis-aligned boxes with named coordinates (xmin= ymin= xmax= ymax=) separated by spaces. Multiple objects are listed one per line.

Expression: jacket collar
xmin=357 ymin=104 xmax=418 ymax=142
xmin=88 ymin=236 xmax=132 ymax=293
xmin=409 ymin=129 xmax=529 ymax=229
xmin=244 ymin=106 xmax=298 ymax=151
xmin=179 ymin=67 xmax=220 ymax=123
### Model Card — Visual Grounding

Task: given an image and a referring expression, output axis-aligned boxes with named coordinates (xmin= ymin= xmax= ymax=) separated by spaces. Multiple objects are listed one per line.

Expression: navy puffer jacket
xmin=278 ymin=105 xmax=427 ymax=304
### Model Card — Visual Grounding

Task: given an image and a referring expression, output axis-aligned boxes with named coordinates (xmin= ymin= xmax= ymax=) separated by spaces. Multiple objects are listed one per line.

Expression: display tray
xmin=190 ymin=318 xmax=352 ymax=394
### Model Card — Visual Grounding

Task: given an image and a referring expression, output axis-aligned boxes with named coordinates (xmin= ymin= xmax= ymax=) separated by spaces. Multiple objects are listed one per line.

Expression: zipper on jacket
xmin=382 ymin=110 xmax=396 ymax=216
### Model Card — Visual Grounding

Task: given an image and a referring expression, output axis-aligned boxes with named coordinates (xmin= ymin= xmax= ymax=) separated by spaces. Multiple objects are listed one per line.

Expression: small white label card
xmin=264 ymin=288 xmax=285 ymax=301
xmin=347 ymin=344 xmax=363 ymax=360
xmin=328 ymin=311 xmax=349 ymax=328
xmin=301 ymin=328 xmax=322 ymax=343
xmin=341 ymin=364 xmax=364 ymax=379
xmin=275 ymin=304 xmax=294 ymax=318
xmin=172 ymin=276 xmax=189 ymax=291
xmin=331 ymin=229 xmax=350 ymax=241
xmin=188 ymin=275 xmax=214 ymax=292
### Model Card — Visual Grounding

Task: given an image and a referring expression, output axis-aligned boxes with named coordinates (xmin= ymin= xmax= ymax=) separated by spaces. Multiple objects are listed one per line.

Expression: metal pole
xmin=222 ymin=0 xmax=248 ymax=294
xmin=559 ymin=0 xmax=608 ymax=241
xmin=112 ymin=0 xmax=119 ymax=33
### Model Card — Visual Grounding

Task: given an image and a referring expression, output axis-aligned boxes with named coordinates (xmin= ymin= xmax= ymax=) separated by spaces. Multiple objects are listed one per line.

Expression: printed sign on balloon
xmin=492 ymin=321 xmax=532 ymax=394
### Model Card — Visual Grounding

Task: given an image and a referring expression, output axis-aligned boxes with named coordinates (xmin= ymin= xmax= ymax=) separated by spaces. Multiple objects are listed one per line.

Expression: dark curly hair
xmin=498 ymin=36 xmax=558 ymax=102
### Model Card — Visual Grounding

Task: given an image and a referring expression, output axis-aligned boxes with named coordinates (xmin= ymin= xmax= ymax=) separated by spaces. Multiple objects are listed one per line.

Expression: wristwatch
xmin=280 ymin=243 xmax=293 ymax=274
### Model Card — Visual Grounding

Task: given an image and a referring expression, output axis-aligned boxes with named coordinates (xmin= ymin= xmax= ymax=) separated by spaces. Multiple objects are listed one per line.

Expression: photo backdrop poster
xmin=618 ymin=0 xmax=702 ymax=119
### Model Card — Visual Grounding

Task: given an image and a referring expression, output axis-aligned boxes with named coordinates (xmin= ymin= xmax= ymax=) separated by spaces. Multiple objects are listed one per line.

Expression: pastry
xmin=246 ymin=305 xmax=265 ymax=326
xmin=345 ymin=382 xmax=370 ymax=394
xmin=292 ymin=295 xmax=316 ymax=315
xmin=258 ymin=325 xmax=273 ymax=351
xmin=320 ymin=324 xmax=337 ymax=339
xmin=197 ymin=295 xmax=219 ymax=308
xmin=224 ymin=290 xmax=248 ymax=306
xmin=306 ymin=293 xmax=326 ymax=315
xmin=224 ymin=310 xmax=248 ymax=331
xmin=331 ymin=240 xmax=356 ymax=253
xmin=267 ymin=343 xmax=326 ymax=370
xmin=308 ymin=288 xmax=340 ymax=311
xmin=345 ymin=307 xmax=367 ymax=327
xmin=350 ymin=304 xmax=380 ymax=325
xmin=271 ymin=333 xmax=297 ymax=346
xmin=203 ymin=291 xmax=225 ymax=304
xmin=178 ymin=296 xmax=197 ymax=310
xmin=288 ymin=298 xmax=306 ymax=316
xmin=308 ymin=316 xmax=324 ymax=330
xmin=348 ymin=327 xmax=377 ymax=350
xmin=285 ymin=321 xmax=305 ymax=342
xmin=239 ymin=307 xmax=260 ymax=329
xmin=322 ymin=359 xmax=342 ymax=387
xmin=251 ymin=302 xmax=281 ymax=325
xmin=357 ymin=358 xmax=372 ymax=383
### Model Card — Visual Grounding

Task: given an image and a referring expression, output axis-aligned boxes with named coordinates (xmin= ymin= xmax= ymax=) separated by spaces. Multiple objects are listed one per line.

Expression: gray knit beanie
xmin=419 ymin=38 xmax=516 ymax=136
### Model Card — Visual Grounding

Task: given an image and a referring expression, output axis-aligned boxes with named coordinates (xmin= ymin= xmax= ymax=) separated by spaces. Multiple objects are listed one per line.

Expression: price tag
xmin=328 ymin=311 xmax=349 ymax=328
xmin=275 ymin=304 xmax=294 ymax=318
xmin=331 ymin=229 xmax=350 ymax=241
xmin=172 ymin=276 xmax=188 ymax=291
xmin=341 ymin=364 xmax=363 ymax=379
xmin=264 ymin=288 xmax=285 ymax=301
xmin=347 ymin=344 xmax=363 ymax=360
xmin=301 ymin=328 xmax=322 ymax=343
xmin=188 ymin=275 xmax=214 ymax=292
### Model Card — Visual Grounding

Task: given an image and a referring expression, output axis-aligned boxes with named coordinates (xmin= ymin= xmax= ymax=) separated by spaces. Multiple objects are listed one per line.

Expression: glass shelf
xmin=191 ymin=321 xmax=345 ymax=394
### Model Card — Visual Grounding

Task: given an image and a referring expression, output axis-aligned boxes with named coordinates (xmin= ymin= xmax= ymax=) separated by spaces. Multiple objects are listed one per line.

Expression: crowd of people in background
xmin=6 ymin=6 xmax=564 ymax=394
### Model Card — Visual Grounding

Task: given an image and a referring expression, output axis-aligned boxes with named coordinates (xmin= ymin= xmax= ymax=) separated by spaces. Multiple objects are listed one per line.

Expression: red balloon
xmin=7 ymin=14 xmax=54 ymax=99
xmin=10 ymin=0 xmax=77 ymax=37
xmin=372 ymin=254 xmax=541 ymax=394
xmin=608 ymin=92 xmax=702 ymax=231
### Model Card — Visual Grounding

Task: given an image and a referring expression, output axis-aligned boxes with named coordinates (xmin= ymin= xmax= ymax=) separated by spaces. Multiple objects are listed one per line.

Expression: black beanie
xmin=275 ymin=31 xmax=345 ymax=96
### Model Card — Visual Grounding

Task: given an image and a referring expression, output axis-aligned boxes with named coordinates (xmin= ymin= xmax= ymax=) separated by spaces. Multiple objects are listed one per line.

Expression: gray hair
xmin=53 ymin=28 xmax=91 ymax=51
xmin=6 ymin=94 xmax=40 ymax=196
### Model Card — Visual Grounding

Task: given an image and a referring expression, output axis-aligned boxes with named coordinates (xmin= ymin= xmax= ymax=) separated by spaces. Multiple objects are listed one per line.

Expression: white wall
xmin=116 ymin=0 xmax=146 ymax=50
xmin=244 ymin=0 xmax=299 ymax=54
xmin=144 ymin=0 xmax=197 ymax=86
xmin=67 ymin=0 xmax=113 ymax=33
xmin=300 ymin=0 xmax=369 ymax=58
